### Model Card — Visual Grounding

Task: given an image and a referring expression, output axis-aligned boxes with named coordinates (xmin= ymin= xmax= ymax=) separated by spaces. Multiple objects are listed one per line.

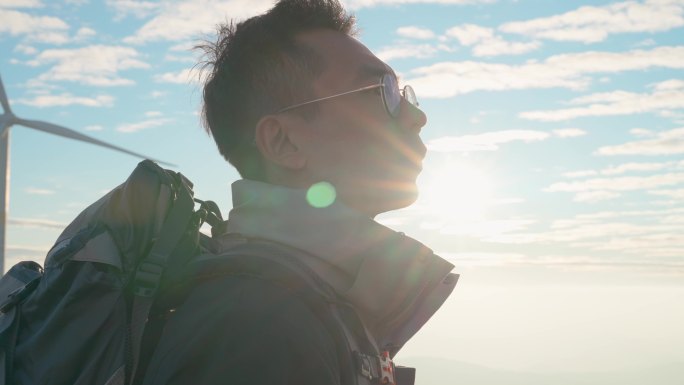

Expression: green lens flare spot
xmin=306 ymin=182 xmax=336 ymax=208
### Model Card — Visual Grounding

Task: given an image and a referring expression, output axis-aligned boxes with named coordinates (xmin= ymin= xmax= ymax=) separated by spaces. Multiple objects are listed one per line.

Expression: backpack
xmin=0 ymin=160 xmax=410 ymax=385
xmin=0 ymin=160 xmax=224 ymax=385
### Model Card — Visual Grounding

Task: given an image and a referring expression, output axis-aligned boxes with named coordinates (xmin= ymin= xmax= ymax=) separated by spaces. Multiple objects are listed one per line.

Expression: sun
xmin=416 ymin=159 xmax=494 ymax=223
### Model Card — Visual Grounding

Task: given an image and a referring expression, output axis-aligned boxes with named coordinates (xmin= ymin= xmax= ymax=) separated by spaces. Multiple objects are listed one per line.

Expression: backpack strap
xmin=127 ymin=173 xmax=196 ymax=385
xmin=193 ymin=237 xmax=406 ymax=385
xmin=193 ymin=238 xmax=340 ymax=305
xmin=0 ymin=262 xmax=43 ymax=385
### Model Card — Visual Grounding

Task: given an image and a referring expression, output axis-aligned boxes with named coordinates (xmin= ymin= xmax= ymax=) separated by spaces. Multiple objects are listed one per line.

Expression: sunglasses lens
xmin=403 ymin=85 xmax=417 ymax=107
xmin=383 ymin=74 xmax=401 ymax=117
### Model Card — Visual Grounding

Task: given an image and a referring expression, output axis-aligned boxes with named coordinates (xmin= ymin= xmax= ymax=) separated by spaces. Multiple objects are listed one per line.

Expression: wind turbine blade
xmin=17 ymin=118 xmax=176 ymax=167
xmin=0 ymin=75 xmax=11 ymax=115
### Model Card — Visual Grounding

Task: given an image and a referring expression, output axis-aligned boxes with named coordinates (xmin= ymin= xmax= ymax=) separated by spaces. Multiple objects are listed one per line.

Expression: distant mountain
xmin=399 ymin=357 xmax=684 ymax=385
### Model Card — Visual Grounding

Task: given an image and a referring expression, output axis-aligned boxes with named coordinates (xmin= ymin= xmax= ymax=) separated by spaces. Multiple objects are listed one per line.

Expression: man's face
xmin=290 ymin=29 xmax=427 ymax=217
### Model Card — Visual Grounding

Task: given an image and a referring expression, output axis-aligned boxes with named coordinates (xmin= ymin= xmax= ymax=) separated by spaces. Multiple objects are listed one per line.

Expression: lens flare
xmin=307 ymin=181 xmax=337 ymax=208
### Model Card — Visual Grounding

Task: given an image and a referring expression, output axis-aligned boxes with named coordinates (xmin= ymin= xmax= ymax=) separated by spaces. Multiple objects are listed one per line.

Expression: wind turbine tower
xmin=0 ymin=74 xmax=171 ymax=273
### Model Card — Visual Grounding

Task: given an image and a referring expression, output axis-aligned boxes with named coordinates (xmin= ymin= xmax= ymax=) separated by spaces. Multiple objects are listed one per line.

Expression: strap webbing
xmin=127 ymin=177 xmax=195 ymax=385
xmin=0 ymin=307 xmax=21 ymax=385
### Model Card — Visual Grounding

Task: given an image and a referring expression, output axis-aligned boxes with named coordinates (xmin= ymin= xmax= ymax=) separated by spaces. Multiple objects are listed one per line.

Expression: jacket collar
xmin=222 ymin=179 xmax=458 ymax=352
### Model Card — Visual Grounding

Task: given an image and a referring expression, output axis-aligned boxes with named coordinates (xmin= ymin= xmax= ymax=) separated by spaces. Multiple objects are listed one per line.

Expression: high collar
xmin=221 ymin=179 xmax=458 ymax=352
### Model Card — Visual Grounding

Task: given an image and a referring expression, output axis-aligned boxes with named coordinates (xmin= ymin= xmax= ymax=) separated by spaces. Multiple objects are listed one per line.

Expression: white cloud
xmin=440 ymin=252 xmax=528 ymax=267
xmin=408 ymin=61 xmax=581 ymax=98
xmin=445 ymin=24 xmax=493 ymax=45
xmin=560 ymin=161 xmax=684 ymax=203
xmin=566 ymin=90 xmax=636 ymax=105
xmin=164 ymin=54 xmax=195 ymax=63
xmin=397 ymin=26 xmax=435 ymax=40
xmin=493 ymin=197 xmax=525 ymax=205
xmin=0 ymin=0 xmax=43 ymax=8
xmin=601 ymin=161 xmax=678 ymax=175
xmin=25 ymin=187 xmax=54 ymax=195
xmin=563 ymin=170 xmax=598 ymax=178
xmin=544 ymin=46 xmax=684 ymax=73
xmin=441 ymin=251 xmax=684 ymax=271
xmin=84 ymin=124 xmax=104 ymax=131
xmin=164 ymin=43 xmax=199 ymax=62
xmin=6 ymin=244 xmax=49 ymax=257
xmin=444 ymin=23 xmax=540 ymax=57
xmin=124 ymin=0 xmax=272 ymax=44
xmin=17 ymin=93 xmax=114 ymax=107
xmin=430 ymin=218 xmax=536 ymax=239
xmin=105 ymin=0 xmax=159 ymax=19
xmin=0 ymin=4 xmax=96 ymax=45
xmin=27 ymin=30 xmax=72 ymax=44
xmin=649 ymin=188 xmax=684 ymax=199
xmin=563 ymin=160 xmax=684 ymax=179
xmin=500 ymin=0 xmax=684 ymax=43
xmin=8 ymin=217 xmax=65 ymax=229
xmin=154 ymin=68 xmax=200 ymax=84
xmin=14 ymin=44 xmax=36 ymax=54
xmin=483 ymin=208 xmax=684 ymax=260
xmin=630 ymin=128 xmax=655 ymax=137
xmin=589 ymin=234 xmax=684 ymax=257
xmin=343 ymin=0 xmax=493 ymax=8
xmin=124 ymin=0 xmax=493 ymax=44
xmin=117 ymin=118 xmax=172 ymax=133
xmin=553 ymin=128 xmax=587 ymax=138
xmin=408 ymin=46 xmax=684 ymax=98
xmin=29 ymin=45 xmax=149 ymax=86
xmin=658 ymin=110 xmax=684 ymax=121
xmin=635 ymin=38 xmax=657 ymax=47
xmin=546 ymin=173 xmax=684 ymax=192
xmin=541 ymin=209 xmax=684 ymax=258
xmin=470 ymin=37 xmax=539 ymax=57
xmin=596 ymin=127 xmax=684 ymax=156
xmin=377 ymin=44 xmax=440 ymax=61
xmin=652 ymin=79 xmax=684 ymax=91
xmin=427 ymin=129 xmax=549 ymax=152
xmin=573 ymin=190 xmax=621 ymax=203
xmin=0 ymin=9 xmax=68 ymax=39
xmin=520 ymin=81 xmax=684 ymax=121
xmin=169 ymin=42 xmax=195 ymax=52
xmin=145 ymin=110 xmax=162 ymax=117
xmin=75 ymin=27 xmax=96 ymax=40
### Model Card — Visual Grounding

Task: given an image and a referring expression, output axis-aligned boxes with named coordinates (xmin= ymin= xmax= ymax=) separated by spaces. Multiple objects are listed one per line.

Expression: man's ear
xmin=254 ymin=115 xmax=307 ymax=170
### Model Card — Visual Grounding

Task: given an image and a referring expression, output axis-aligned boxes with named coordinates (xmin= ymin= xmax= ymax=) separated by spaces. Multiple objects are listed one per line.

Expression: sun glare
xmin=417 ymin=160 xmax=494 ymax=223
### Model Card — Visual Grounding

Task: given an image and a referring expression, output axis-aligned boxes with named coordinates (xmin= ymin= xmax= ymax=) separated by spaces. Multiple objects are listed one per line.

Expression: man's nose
xmin=398 ymin=98 xmax=427 ymax=134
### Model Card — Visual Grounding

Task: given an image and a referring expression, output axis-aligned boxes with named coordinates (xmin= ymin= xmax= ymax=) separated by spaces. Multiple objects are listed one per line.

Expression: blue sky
xmin=2 ymin=0 xmax=684 ymax=383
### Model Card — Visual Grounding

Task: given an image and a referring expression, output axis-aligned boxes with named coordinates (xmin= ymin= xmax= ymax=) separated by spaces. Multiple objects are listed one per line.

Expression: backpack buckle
xmin=378 ymin=351 xmax=396 ymax=385
xmin=133 ymin=260 xmax=164 ymax=297
xmin=0 ymin=276 xmax=41 ymax=313
xmin=354 ymin=351 xmax=396 ymax=385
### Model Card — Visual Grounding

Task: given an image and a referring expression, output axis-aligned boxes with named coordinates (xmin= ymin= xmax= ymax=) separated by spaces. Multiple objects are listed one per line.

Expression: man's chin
xmin=372 ymin=183 xmax=420 ymax=215
xmin=338 ymin=179 xmax=420 ymax=217
xmin=392 ymin=188 xmax=420 ymax=208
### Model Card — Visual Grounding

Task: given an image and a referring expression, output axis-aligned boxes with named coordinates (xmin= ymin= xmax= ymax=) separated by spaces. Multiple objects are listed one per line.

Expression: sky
xmin=1 ymin=0 xmax=683 ymax=383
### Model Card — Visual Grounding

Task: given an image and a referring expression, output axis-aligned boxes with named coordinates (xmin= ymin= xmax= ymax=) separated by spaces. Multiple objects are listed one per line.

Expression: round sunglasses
xmin=276 ymin=73 xmax=418 ymax=118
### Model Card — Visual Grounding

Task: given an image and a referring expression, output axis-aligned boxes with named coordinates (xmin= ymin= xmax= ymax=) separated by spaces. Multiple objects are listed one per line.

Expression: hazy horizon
xmin=2 ymin=0 xmax=683 ymax=383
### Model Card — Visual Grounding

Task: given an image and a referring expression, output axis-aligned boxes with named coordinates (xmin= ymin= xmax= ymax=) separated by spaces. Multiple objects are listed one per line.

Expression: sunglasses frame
xmin=275 ymin=73 xmax=418 ymax=118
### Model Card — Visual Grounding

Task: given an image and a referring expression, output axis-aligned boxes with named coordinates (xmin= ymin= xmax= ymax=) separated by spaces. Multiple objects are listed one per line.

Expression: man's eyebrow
xmin=358 ymin=63 xmax=398 ymax=81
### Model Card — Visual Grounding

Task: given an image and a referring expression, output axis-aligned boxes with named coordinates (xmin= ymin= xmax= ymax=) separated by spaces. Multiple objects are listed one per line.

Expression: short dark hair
xmin=196 ymin=0 xmax=356 ymax=180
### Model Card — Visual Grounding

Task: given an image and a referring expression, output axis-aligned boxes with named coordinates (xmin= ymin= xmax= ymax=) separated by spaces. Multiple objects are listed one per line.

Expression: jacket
xmin=141 ymin=180 xmax=458 ymax=385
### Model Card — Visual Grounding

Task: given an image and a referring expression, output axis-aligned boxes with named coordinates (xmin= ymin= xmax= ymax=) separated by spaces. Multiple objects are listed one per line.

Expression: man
xmin=141 ymin=0 xmax=457 ymax=384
